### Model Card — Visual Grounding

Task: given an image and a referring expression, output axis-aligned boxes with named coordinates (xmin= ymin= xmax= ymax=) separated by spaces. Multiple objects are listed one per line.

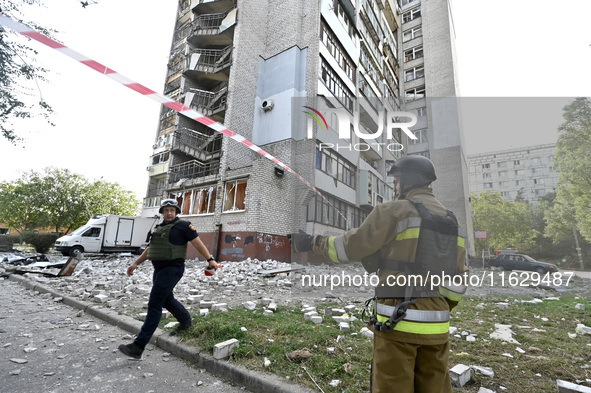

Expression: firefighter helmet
xmin=388 ymin=155 xmax=437 ymax=188
xmin=159 ymin=199 xmax=181 ymax=214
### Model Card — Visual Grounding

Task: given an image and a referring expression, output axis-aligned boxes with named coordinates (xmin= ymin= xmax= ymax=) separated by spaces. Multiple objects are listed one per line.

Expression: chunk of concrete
xmin=243 ymin=301 xmax=256 ymax=310
xmin=477 ymin=388 xmax=496 ymax=393
xmin=339 ymin=322 xmax=350 ymax=332
xmin=449 ymin=364 xmax=472 ymax=387
xmin=490 ymin=324 xmax=521 ymax=344
xmin=311 ymin=316 xmax=323 ymax=324
xmin=556 ymin=379 xmax=591 ymax=393
xmin=213 ymin=338 xmax=240 ymax=359
xmin=472 ymin=365 xmax=495 ymax=378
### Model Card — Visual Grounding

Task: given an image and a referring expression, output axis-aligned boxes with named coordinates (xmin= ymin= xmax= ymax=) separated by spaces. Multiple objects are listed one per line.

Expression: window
xmin=535 ymin=189 xmax=547 ymax=196
xmin=402 ymin=6 xmax=421 ymax=23
xmin=499 ymin=181 xmax=509 ymax=187
xmin=223 ymin=180 xmax=247 ymax=212
xmin=501 ymin=191 xmax=510 ymax=198
xmin=307 ymin=194 xmax=368 ymax=230
xmin=483 ymin=183 xmax=493 ymax=189
xmin=534 ymin=178 xmax=545 ymax=185
xmin=404 ymin=45 xmax=423 ymax=62
xmin=187 ymin=186 xmax=216 ymax=215
xmin=316 ymin=145 xmax=356 ymax=188
xmin=532 ymin=168 xmax=543 ymax=174
xmin=409 ymin=129 xmax=428 ymax=144
xmin=405 ymin=65 xmax=424 ymax=82
xmin=405 ymin=86 xmax=425 ymax=101
xmin=483 ymin=173 xmax=491 ymax=179
xmin=400 ymin=0 xmax=418 ymax=6
xmin=482 ymin=164 xmax=490 ymax=169
xmin=151 ymin=151 xmax=170 ymax=165
xmin=516 ymin=180 xmax=526 ymax=186
xmin=320 ymin=20 xmax=356 ymax=83
xmin=403 ymin=26 xmax=422 ymax=42
xmin=82 ymin=227 xmax=101 ymax=237
xmin=515 ymin=169 xmax=525 ymax=176
xmin=499 ymin=171 xmax=507 ymax=177
xmin=333 ymin=0 xmax=357 ymax=43
xmin=498 ymin=161 xmax=507 ymax=168
xmin=532 ymin=157 xmax=541 ymax=164
xmin=514 ymin=160 xmax=521 ymax=166
xmin=416 ymin=107 xmax=427 ymax=117
xmin=320 ymin=58 xmax=355 ymax=112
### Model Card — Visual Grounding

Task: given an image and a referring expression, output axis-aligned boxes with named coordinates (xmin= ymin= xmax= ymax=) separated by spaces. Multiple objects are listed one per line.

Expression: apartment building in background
xmin=468 ymin=143 xmax=559 ymax=204
xmin=141 ymin=0 xmax=475 ymax=261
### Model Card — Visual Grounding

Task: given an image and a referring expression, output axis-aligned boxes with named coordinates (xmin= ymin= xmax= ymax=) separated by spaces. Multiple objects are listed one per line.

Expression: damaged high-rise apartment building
xmin=141 ymin=0 xmax=475 ymax=261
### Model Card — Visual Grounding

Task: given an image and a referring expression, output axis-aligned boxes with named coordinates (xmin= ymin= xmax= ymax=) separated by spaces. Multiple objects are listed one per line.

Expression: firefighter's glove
xmin=288 ymin=230 xmax=314 ymax=253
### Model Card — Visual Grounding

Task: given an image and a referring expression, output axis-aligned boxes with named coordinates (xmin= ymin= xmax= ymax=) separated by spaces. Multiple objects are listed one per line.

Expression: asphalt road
xmin=0 ymin=278 xmax=249 ymax=393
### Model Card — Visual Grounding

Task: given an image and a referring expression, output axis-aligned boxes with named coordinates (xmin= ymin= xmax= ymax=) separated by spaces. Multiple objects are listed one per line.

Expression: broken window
xmin=223 ymin=180 xmax=247 ymax=212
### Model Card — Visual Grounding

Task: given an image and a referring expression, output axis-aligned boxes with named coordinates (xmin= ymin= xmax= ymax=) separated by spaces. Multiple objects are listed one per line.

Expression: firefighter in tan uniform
xmin=290 ymin=156 xmax=468 ymax=393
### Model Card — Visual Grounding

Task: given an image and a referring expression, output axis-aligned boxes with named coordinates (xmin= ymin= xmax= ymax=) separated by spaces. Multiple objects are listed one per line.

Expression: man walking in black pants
xmin=118 ymin=199 xmax=217 ymax=359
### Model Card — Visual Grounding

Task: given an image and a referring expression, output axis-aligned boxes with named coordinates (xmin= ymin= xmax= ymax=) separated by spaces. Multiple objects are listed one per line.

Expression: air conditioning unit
xmin=261 ymin=99 xmax=274 ymax=112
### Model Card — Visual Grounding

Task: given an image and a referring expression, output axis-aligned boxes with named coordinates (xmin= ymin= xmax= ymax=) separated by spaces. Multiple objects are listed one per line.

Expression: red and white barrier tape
xmin=0 ymin=13 xmax=348 ymax=223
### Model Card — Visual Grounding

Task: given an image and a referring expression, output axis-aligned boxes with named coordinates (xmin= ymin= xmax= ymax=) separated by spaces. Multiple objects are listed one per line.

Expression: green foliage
xmin=471 ymin=191 xmax=539 ymax=252
xmin=0 ymin=0 xmax=55 ymax=143
xmin=20 ymin=231 xmax=59 ymax=253
xmin=0 ymin=167 xmax=140 ymax=234
xmin=554 ymin=98 xmax=591 ymax=243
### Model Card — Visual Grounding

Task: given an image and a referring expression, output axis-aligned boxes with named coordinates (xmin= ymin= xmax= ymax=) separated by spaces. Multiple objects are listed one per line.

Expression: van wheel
xmin=69 ymin=246 xmax=83 ymax=257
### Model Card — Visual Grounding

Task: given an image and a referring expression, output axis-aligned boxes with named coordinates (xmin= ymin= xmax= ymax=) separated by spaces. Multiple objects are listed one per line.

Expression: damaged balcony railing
xmin=191 ymin=8 xmax=235 ymax=33
xmin=186 ymin=46 xmax=233 ymax=73
xmin=169 ymin=160 xmax=220 ymax=183
xmin=173 ymin=127 xmax=222 ymax=156
xmin=186 ymin=87 xmax=228 ymax=115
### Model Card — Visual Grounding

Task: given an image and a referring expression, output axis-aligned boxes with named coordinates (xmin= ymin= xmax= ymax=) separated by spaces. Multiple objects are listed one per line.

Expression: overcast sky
xmin=1 ymin=0 xmax=590 ymax=199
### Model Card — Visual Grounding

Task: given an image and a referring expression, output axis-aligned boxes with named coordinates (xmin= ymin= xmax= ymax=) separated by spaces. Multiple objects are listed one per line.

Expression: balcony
xmin=188 ymin=8 xmax=237 ymax=47
xmin=169 ymin=160 xmax=220 ymax=184
xmin=184 ymin=46 xmax=232 ymax=86
xmin=171 ymin=127 xmax=223 ymax=162
xmin=193 ymin=0 xmax=236 ymax=14
xmin=185 ymin=86 xmax=228 ymax=121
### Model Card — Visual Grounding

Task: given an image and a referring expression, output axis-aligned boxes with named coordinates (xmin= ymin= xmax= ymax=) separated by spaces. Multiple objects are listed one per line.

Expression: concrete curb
xmin=7 ymin=273 xmax=315 ymax=393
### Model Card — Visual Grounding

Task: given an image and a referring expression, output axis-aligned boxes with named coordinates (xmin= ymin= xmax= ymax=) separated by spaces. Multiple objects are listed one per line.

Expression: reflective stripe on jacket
xmin=312 ymin=187 xmax=468 ymax=345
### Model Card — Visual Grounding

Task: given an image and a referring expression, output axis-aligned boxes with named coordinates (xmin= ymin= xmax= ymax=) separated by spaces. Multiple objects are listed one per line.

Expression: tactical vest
xmin=147 ymin=220 xmax=188 ymax=261
xmin=376 ymin=197 xmax=459 ymax=299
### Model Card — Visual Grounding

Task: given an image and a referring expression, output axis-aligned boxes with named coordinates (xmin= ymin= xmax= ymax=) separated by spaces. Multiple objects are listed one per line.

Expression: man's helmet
xmin=159 ymin=199 xmax=181 ymax=214
xmin=388 ymin=155 xmax=437 ymax=188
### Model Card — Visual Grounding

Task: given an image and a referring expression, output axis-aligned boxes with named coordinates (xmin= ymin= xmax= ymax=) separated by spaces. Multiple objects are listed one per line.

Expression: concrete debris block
xmin=164 ymin=322 xmax=179 ymax=328
xmin=311 ymin=316 xmax=323 ymax=324
xmin=107 ymin=299 xmax=120 ymax=308
xmin=243 ymin=301 xmax=257 ymax=310
xmin=261 ymin=298 xmax=273 ymax=306
xmin=339 ymin=322 xmax=350 ymax=332
xmin=332 ymin=316 xmax=350 ymax=324
xmin=304 ymin=311 xmax=318 ymax=320
xmin=449 ymin=327 xmax=458 ymax=335
xmin=476 ymin=303 xmax=486 ymax=310
xmin=477 ymin=388 xmax=496 ymax=393
xmin=327 ymin=347 xmax=335 ymax=355
xmin=93 ymin=294 xmax=109 ymax=303
xmin=302 ymin=306 xmax=316 ymax=313
xmin=556 ymin=379 xmax=591 ymax=393
xmin=466 ymin=335 xmax=476 ymax=342
xmin=344 ymin=305 xmax=356 ymax=313
xmin=331 ymin=308 xmax=346 ymax=316
xmin=502 ymin=353 xmax=514 ymax=358
xmin=199 ymin=300 xmax=215 ymax=309
xmin=449 ymin=364 xmax=472 ymax=387
xmin=575 ymin=303 xmax=586 ymax=311
xmin=472 ymin=365 xmax=495 ymax=378
xmin=329 ymin=380 xmax=341 ymax=387
xmin=575 ymin=324 xmax=591 ymax=335
xmin=360 ymin=327 xmax=374 ymax=339
xmin=264 ymin=357 xmax=271 ymax=367
xmin=496 ymin=302 xmax=510 ymax=310
xmin=137 ymin=313 xmax=148 ymax=321
xmin=516 ymin=347 xmax=526 ymax=354
xmin=199 ymin=309 xmax=209 ymax=317
xmin=490 ymin=324 xmax=521 ymax=344
xmin=213 ymin=338 xmax=239 ymax=359
xmin=212 ymin=303 xmax=228 ymax=312
xmin=10 ymin=358 xmax=28 ymax=364
xmin=324 ymin=307 xmax=333 ymax=316
xmin=267 ymin=302 xmax=277 ymax=312
xmin=263 ymin=309 xmax=274 ymax=316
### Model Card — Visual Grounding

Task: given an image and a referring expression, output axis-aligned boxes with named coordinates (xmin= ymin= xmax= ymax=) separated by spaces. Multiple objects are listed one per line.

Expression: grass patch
xmin=160 ymin=296 xmax=591 ymax=392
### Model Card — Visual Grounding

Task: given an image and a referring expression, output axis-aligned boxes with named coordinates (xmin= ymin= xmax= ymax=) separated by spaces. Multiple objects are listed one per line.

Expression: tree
xmin=554 ymin=97 xmax=591 ymax=243
xmin=0 ymin=0 xmax=98 ymax=143
xmin=471 ymin=191 xmax=539 ymax=253
xmin=0 ymin=167 xmax=140 ymax=234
